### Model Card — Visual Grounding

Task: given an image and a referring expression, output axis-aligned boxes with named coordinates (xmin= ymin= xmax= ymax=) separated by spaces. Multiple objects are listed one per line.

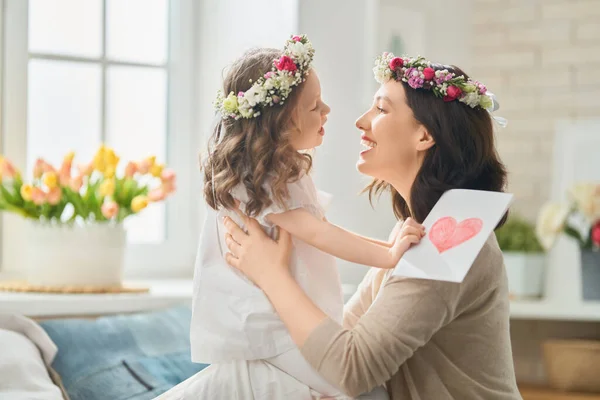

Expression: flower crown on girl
xmin=373 ymin=53 xmax=506 ymax=125
xmin=214 ymin=34 xmax=315 ymax=120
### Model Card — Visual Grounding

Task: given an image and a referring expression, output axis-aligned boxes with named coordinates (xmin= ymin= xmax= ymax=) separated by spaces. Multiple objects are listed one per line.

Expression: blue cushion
xmin=40 ymin=306 xmax=208 ymax=400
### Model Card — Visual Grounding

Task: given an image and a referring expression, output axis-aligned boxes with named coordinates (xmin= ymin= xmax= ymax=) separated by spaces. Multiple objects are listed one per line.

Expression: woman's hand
xmin=387 ymin=218 xmax=425 ymax=268
xmin=223 ymin=211 xmax=294 ymax=288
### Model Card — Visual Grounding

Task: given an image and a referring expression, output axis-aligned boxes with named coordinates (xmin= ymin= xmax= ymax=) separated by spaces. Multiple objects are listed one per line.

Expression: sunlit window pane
xmin=29 ymin=0 xmax=102 ymax=58
xmin=106 ymin=66 xmax=168 ymax=243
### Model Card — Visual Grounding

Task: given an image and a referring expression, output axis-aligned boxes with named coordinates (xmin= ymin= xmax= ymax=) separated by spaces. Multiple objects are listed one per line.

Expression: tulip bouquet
xmin=0 ymin=145 xmax=176 ymax=224
xmin=536 ymin=183 xmax=600 ymax=251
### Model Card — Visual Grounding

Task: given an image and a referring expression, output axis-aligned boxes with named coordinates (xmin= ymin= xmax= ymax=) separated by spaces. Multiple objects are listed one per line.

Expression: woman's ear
xmin=415 ymin=128 xmax=435 ymax=151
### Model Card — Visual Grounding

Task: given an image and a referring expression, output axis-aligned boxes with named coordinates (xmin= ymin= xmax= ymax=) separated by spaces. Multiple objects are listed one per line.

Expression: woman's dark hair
xmin=367 ymin=64 xmax=508 ymax=228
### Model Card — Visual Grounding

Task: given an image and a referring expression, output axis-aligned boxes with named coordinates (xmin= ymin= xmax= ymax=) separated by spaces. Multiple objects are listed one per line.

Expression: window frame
xmin=1 ymin=0 xmax=199 ymax=279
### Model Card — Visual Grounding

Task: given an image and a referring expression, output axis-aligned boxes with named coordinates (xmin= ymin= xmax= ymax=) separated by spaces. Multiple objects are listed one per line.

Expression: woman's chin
xmin=356 ymin=158 xmax=372 ymax=175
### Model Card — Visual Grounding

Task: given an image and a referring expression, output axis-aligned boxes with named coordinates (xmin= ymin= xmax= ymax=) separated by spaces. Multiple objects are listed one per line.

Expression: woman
xmin=222 ymin=54 xmax=522 ymax=399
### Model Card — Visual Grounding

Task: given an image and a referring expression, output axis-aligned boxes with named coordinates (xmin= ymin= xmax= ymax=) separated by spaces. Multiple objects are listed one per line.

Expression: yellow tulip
xmin=146 ymin=156 xmax=156 ymax=166
xmin=104 ymin=165 xmax=116 ymax=179
xmin=43 ymin=172 xmax=58 ymax=189
xmin=150 ymin=163 xmax=164 ymax=177
xmin=93 ymin=153 xmax=106 ymax=172
xmin=131 ymin=195 xmax=149 ymax=213
xmin=20 ymin=184 xmax=33 ymax=201
xmin=99 ymin=178 xmax=115 ymax=197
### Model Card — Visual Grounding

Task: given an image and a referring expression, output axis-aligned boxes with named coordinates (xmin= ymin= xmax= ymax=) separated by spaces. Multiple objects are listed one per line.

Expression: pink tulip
xmin=137 ymin=160 xmax=152 ymax=174
xmin=32 ymin=159 xmax=56 ymax=183
xmin=41 ymin=160 xmax=56 ymax=174
xmin=47 ymin=187 xmax=62 ymax=205
xmin=160 ymin=169 xmax=176 ymax=183
xmin=33 ymin=158 xmax=47 ymax=179
xmin=77 ymin=162 xmax=94 ymax=176
xmin=162 ymin=181 xmax=176 ymax=194
xmin=31 ymin=187 xmax=46 ymax=205
xmin=148 ymin=188 xmax=166 ymax=202
xmin=69 ymin=174 xmax=83 ymax=192
xmin=59 ymin=166 xmax=71 ymax=186
xmin=101 ymin=201 xmax=119 ymax=219
xmin=124 ymin=161 xmax=137 ymax=178
xmin=1 ymin=159 xmax=17 ymax=179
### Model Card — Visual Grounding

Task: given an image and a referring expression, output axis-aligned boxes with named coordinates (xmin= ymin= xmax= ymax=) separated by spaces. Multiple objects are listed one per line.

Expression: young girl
xmin=188 ymin=35 xmax=420 ymax=399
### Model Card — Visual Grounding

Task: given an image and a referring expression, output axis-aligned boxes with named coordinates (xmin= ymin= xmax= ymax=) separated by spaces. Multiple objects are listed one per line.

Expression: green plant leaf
xmin=496 ymin=214 xmax=544 ymax=253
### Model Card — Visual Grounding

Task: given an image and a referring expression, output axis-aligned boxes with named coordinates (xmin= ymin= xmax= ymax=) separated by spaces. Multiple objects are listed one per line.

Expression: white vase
xmin=503 ymin=252 xmax=546 ymax=299
xmin=25 ymin=222 xmax=126 ymax=287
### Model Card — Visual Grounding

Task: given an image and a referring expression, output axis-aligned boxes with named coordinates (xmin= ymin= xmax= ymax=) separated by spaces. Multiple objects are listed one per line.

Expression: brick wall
xmin=470 ymin=0 xmax=600 ymax=219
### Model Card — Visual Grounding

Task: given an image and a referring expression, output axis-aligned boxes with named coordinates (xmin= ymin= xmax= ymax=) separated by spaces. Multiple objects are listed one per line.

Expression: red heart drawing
xmin=429 ymin=216 xmax=483 ymax=253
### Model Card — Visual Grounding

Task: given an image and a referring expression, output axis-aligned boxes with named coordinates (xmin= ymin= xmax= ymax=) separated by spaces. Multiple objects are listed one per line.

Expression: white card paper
xmin=392 ymin=189 xmax=514 ymax=282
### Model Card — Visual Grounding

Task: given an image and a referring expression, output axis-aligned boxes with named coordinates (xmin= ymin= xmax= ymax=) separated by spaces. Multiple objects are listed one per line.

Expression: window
xmin=1 ymin=0 xmax=198 ymax=278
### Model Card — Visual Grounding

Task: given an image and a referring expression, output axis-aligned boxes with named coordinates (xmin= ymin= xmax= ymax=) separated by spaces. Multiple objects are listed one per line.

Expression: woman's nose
xmin=322 ymin=102 xmax=331 ymax=116
xmin=355 ymin=111 xmax=369 ymax=131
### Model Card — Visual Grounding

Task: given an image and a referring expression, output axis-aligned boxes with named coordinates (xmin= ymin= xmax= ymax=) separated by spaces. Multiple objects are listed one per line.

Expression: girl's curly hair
xmin=202 ymin=48 xmax=312 ymax=217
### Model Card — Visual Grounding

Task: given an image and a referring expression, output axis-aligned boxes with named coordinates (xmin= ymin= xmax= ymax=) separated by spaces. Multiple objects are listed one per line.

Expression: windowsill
xmin=0 ymin=278 xmax=359 ymax=318
xmin=0 ymin=279 xmax=193 ymax=318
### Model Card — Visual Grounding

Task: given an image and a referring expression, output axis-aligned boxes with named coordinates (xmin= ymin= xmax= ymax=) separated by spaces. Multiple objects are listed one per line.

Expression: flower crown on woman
xmin=373 ymin=52 xmax=503 ymax=118
xmin=214 ymin=34 xmax=314 ymax=120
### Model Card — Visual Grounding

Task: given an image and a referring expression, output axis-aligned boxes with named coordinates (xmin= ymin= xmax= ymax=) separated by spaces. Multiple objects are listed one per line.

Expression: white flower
xmin=243 ymin=84 xmax=267 ymax=107
xmin=568 ymin=183 xmax=600 ymax=221
xmin=287 ymin=42 xmax=309 ymax=60
xmin=373 ymin=66 xmax=391 ymax=83
xmin=277 ymin=74 xmax=295 ymax=92
xmin=536 ymin=202 xmax=571 ymax=250
xmin=263 ymin=79 xmax=274 ymax=90
xmin=462 ymin=92 xmax=480 ymax=108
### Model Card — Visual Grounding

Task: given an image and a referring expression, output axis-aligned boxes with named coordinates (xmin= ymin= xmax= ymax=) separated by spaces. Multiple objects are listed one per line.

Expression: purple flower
xmin=408 ymin=76 xmax=424 ymax=89
xmin=404 ymin=67 xmax=416 ymax=79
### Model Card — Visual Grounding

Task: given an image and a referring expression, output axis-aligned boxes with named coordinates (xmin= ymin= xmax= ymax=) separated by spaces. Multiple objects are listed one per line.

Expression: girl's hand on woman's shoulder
xmin=386 ymin=218 xmax=425 ymax=268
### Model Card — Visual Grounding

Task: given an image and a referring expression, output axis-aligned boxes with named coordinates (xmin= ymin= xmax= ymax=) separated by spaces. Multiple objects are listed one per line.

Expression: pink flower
xmin=101 ymin=201 xmax=119 ymax=219
xmin=69 ymin=175 xmax=83 ymax=192
xmin=238 ymin=91 xmax=245 ymax=97
xmin=47 ymin=187 xmax=62 ymax=205
xmin=162 ymin=181 xmax=176 ymax=194
xmin=1 ymin=159 xmax=17 ymax=179
xmin=389 ymin=57 xmax=404 ymax=70
xmin=31 ymin=187 xmax=46 ymax=205
xmin=264 ymin=71 xmax=275 ymax=79
xmin=161 ymin=168 xmax=176 ymax=183
xmin=272 ymin=95 xmax=281 ymax=104
xmin=124 ymin=161 xmax=137 ymax=178
xmin=59 ymin=164 xmax=71 ymax=186
xmin=148 ymin=188 xmax=166 ymax=202
xmin=77 ymin=162 xmax=93 ymax=176
xmin=292 ymin=35 xmax=302 ymax=42
xmin=423 ymin=67 xmax=435 ymax=80
xmin=275 ymin=56 xmax=297 ymax=72
xmin=33 ymin=158 xmax=46 ymax=179
xmin=137 ymin=159 xmax=152 ymax=174
xmin=444 ymin=86 xmax=463 ymax=102
xmin=592 ymin=221 xmax=600 ymax=247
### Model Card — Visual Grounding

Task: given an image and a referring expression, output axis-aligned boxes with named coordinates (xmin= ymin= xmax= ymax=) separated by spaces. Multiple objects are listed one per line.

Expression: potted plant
xmin=496 ymin=215 xmax=546 ymax=299
xmin=0 ymin=145 xmax=176 ymax=287
xmin=537 ymin=182 xmax=600 ymax=301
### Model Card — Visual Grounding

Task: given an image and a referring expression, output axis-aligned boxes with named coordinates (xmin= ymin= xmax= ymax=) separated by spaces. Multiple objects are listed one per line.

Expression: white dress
xmin=178 ymin=174 xmax=360 ymax=399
